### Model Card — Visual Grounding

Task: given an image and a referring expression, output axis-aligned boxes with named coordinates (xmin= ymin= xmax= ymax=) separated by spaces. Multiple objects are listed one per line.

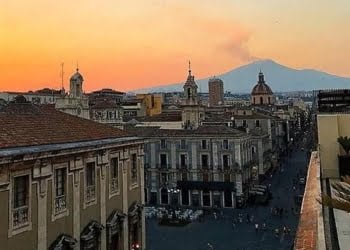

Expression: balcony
xmin=156 ymin=164 xmax=171 ymax=170
xmin=86 ymin=185 xmax=96 ymax=202
xmin=110 ymin=178 xmax=118 ymax=192
xmin=13 ymin=206 xmax=29 ymax=228
xmin=54 ymin=195 xmax=67 ymax=214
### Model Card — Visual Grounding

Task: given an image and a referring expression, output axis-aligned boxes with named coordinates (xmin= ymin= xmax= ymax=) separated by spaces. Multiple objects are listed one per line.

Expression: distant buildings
xmin=208 ymin=77 xmax=224 ymax=107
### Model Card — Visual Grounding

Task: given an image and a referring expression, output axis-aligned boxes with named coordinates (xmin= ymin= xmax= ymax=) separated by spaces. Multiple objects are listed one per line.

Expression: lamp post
xmin=168 ymin=187 xmax=180 ymax=220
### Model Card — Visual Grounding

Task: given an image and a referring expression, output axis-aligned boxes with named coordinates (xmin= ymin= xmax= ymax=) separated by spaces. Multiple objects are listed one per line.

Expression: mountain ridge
xmin=133 ymin=59 xmax=350 ymax=93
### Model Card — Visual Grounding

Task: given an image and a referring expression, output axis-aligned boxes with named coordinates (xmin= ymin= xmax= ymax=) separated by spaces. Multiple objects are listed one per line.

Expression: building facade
xmin=208 ymin=78 xmax=224 ymax=107
xmin=0 ymin=100 xmax=146 ymax=250
xmin=129 ymin=126 xmax=255 ymax=208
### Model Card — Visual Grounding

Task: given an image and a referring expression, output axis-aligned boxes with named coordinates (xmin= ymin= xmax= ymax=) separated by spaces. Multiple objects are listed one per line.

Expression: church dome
xmin=70 ymin=68 xmax=84 ymax=82
xmin=251 ymin=71 xmax=273 ymax=95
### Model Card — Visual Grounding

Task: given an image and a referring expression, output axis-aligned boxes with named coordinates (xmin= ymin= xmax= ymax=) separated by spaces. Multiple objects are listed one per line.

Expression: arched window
xmin=268 ymin=97 xmax=271 ymax=104
xmin=253 ymin=97 xmax=256 ymax=104
xmin=187 ymin=88 xmax=191 ymax=98
xmin=260 ymin=96 xmax=263 ymax=104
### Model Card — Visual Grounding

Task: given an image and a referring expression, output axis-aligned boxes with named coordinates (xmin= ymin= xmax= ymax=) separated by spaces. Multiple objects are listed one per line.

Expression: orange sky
xmin=1 ymin=0 xmax=349 ymax=92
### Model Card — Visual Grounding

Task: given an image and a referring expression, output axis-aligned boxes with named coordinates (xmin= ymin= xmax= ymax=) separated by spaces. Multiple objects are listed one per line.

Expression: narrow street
xmin=146 ymin=147 xmax=310 ymax=250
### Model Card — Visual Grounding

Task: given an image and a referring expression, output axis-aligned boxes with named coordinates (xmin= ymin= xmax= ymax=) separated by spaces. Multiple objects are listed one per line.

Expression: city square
xmin=146 ymin=149 xmax=309 ymax=250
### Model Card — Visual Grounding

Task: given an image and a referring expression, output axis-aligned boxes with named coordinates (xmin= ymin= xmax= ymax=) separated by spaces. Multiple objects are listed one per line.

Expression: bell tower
xmin=181 ymin=61 xmax=204 ymax=129
xmin=70 ymin=68 xmax=84 ymax=98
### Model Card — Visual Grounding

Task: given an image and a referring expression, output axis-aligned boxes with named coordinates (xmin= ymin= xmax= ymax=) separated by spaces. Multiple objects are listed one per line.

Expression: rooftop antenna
xmin=60 ymin=62 xmax=64 ymax=90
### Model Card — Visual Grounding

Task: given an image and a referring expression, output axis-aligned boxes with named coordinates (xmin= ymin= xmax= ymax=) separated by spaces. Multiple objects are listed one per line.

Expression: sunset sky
xmin=1 ymin=0 xmax=349 ymax=92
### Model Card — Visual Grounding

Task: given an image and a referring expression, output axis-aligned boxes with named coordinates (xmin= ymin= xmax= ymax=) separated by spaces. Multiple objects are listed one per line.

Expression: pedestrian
xmin=283 ymin=226 xmax=287 ymax=234
xmin=275 ymin=228 xmax=279 ymax=238
xmin=255 ymin=223 xmax=259 ymax=233
xmin=270 ymin=207 xmax=274 ymax=215
xmin=213 ymin=212 xmax=217 ymax=220
xmin=246 ymin=213 xmax=250 ymax=223
xmin=250 ymin=215 xmax=254 ymax=223
xmin=262 ymin=222 xmax=266 ymax=231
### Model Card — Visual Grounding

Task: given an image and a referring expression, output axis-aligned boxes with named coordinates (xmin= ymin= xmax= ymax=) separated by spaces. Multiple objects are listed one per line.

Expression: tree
xmin=338 ymin=136 xmax=350 ymax=155
xmin=319 ymin=176 xmax=350 ymax=213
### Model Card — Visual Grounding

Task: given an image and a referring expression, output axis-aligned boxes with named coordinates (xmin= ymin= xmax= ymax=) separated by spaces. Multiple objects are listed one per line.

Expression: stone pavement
xmin=146 ymin=149 xmax=309 ymax=250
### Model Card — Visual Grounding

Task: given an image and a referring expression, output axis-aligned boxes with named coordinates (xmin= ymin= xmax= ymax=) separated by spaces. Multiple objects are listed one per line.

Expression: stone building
xmin=90 ymin=100 xmax=124 ymax=128
xmin=128 ymin=126 xmax=253 ymax=208
xmin=0 ymin=99 xmax=145 ymax=250
xmin=0 ymin=88 xmax=64 ymax=105
xmin=208 ymin=77 xmax=224 ymax=107
xmin=251 ymin=71 xmax=275 ymax=106
xmin=55 ymin=68 xmax=90 ymax=119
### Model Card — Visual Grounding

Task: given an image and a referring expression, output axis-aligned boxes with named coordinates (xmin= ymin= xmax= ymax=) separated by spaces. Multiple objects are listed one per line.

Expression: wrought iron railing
xmin=86 ymin=185 xmax=96 ymax=201
xmin=55 ymin=195 xmax=66 ymax=213
xmin=13 ymin=206 xmax=29 ymax=228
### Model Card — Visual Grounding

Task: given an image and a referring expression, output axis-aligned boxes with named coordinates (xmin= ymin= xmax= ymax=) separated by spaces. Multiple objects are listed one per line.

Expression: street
xmin=146 ymin=148 xmax=309 ymax=250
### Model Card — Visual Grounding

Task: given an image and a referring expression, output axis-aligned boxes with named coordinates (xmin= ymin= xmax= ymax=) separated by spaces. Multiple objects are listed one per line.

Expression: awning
xmin=177 ymin=181 xmax=236 ymax=191
xmin=49 ymin=234 xmax=77 ymax=250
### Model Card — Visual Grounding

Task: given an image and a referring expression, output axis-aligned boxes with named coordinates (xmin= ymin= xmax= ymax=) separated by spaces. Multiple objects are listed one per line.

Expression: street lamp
xmin=168 ymin=188 xmax=180 ymax=220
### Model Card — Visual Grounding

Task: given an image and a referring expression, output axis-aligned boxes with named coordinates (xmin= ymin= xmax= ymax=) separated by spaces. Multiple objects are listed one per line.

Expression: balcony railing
xmin=156 ymin=164 xmax=171 ymax=169
xmin=55 ymin=195 xmax=67 ymax=214
xmin=13 ymin=206 xmax=29 ymax=228
xmin=86 ymin=185 xmax=96 ymax=202
xmin=110 ymin=178 xmax=118 ymax=192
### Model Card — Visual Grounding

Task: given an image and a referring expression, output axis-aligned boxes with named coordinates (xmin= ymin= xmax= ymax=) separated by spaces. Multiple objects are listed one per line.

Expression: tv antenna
xmin=60 ymin=62 xmax=64 ymax=90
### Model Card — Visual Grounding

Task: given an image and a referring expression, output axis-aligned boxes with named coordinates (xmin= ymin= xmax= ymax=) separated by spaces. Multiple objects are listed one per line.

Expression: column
xmin=100 ymin=165 xmax=107 ymax=250
xmin=73 ymin=171 xmax=81 ymax=250
xmin=122 ymin=160 xmax=129 ymax=250
xmin=191 ymin=143 xmax=197 ymax=180
xmin=37 ymin=179 xmax=47 ymax=250
xmin=139 ymin=155 xmax=146 ymax=250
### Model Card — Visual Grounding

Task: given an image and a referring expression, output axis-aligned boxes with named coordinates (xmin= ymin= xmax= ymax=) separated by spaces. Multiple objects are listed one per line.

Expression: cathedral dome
xmin=251 ymin=72 xmax=273 ymax=95
xmin=70 ymin=68 xmax=84 ymax=82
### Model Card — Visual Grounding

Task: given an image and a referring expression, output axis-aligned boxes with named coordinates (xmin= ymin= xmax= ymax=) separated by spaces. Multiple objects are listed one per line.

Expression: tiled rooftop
xmin=294 ymin=152 xmax=323 ymax=250
xmin=0 ymin=102 xmax=130 ymax=149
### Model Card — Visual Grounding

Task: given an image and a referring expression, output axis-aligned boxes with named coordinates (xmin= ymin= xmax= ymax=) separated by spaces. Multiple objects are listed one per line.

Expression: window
xmin=201 ymin=140 xmax=207 ymax=149
xmin=131 ymin=154 xmax=138 ymax=183
xmin=223 ymin=155 xmax=229 ymax=169
xmin=256 ymin=120 xmax=260 ymax=127
xmin=243 ymin=120 xmax=247 ymax=127
xmin=13 ymin=175 xmax=29 ymax=228
xmin=201 ymin=155 xmax=209 ymax=169
xmin=160 ymin=154 xmax=167 ymax=168
xmin=110 ymin=158 xmax=119 ymax=193
xmin=160 ymin=139 xmax=166 ymax=149
xmin=180 ymin=154 xmax=187 ymax=167
xmin=160 ymin=173 xmax=167 ymax=184
xmin=54 ymin=168 xmax=67 ymax=214
xmin=86 ymin=162 xmax=96 ymax=202
xmin=223 ymin=140 xmax=229 ymax=150
xmin=180 ymin=139 xmax=186 ymax=149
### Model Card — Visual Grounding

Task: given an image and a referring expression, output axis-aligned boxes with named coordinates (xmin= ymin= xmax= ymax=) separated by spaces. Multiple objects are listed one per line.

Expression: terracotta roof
xmin=0 ymin=103 xmax=130 ymax=149
xmin=90 ymin=100 xmax=118 ymax=109
xmin=204 ymin=112 xmax=275 ymax=122
xmin=127 ymin=125 xmax=247 ymax=138
xmin=137 ymin=112 xmax=182 ymax=122
xmin=294 ymin=152 xmax=320 ymax=250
